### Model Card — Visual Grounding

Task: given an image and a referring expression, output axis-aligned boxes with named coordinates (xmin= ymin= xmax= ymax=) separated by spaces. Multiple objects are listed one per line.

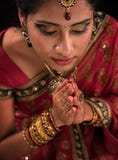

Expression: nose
xmin=54 ymin=33 xmax=74 ymax=57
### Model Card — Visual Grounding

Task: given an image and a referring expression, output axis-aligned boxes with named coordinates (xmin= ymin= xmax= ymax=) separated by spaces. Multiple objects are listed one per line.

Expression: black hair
xmin=16 ymin=0 xmax=102 ymax=17
xmin=88 ymin=0 xmax=102 ymax=10
xmin=16 ymin=0 xmax=47 ymax=17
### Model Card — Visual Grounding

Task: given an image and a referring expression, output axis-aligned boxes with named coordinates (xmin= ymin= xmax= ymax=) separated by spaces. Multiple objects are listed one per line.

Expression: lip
xmin=51 ymin=58 xmax=73 ymax=65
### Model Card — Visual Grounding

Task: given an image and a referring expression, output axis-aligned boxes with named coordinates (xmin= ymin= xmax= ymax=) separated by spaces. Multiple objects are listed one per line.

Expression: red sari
xmin=0 ymin=12 xmax=118 ymax=160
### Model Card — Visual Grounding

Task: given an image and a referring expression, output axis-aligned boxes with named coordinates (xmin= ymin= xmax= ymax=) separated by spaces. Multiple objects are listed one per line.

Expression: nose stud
xmin=55 ymin=45 xmax=60 ymax=50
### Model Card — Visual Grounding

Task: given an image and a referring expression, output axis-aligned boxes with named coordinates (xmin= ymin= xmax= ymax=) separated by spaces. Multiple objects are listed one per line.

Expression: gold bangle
xmin=89 ymin=105 xmax=99 ymax=124
xmin=82 ymin=100 xmax=99 ymax=125
xmin=22 ymin=128 xmax=38 ymax=149
xmin=29 ymin=114 xmax=56 ymax=146
xmin=29 ymin=110 xmax=61 ymax=146
xmin=41 ymin=112 xmax=58 ymax=136
xmin=36 ymin=116 xmax=52 ymax=141
xmin=29 ymin=124 xmax=43 ymax=145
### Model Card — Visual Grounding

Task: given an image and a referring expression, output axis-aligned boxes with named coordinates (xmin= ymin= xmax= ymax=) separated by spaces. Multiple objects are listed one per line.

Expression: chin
xmin=53 ymin=65 xmax=74 ymax=74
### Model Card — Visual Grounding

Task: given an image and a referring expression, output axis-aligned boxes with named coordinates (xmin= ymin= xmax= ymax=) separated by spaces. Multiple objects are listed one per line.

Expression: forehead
xmin=28 ymin=0 xmax=93 ymax=25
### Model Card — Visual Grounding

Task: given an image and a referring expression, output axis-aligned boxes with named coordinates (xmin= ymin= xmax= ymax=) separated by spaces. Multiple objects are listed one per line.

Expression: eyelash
xmin=35 ymin=23 xmax=89 ymax=36
xmin=35 ymin=24 xmax=57 ymax=35
xmin=71 ymin=27 xmax=87 ymax=34
xmin=71 ymin=22 xmax=90 ymax=35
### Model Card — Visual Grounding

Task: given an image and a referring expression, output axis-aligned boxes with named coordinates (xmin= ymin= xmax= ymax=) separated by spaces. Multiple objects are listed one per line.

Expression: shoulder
xmin=1 ymin=27 xmax=23 ymax=53
xmin=0 ymin=26 xmax=32 ymax=64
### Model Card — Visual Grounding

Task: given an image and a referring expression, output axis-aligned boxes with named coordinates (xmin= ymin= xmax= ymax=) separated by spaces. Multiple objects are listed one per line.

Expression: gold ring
xmin=79 ymin=93 xmax=84 ymax=102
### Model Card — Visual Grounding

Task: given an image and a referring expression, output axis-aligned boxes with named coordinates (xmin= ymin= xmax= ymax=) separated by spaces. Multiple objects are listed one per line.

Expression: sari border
xmin=70 ymin=124 xmax=90 ymax=160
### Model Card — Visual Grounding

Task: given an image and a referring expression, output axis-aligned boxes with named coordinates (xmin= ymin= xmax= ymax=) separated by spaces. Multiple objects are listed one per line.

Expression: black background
xmin=0 ymin=0 xmax=118 ymax=31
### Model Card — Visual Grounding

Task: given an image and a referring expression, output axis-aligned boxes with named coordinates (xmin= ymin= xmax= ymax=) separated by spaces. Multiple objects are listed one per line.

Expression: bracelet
xmin=41 ymin=111 xmax=58 ymax=136
xmin=48 ymin=107 xmax=61 ymax=132
xmin=29 ymin=122 xmax=49 ymax=145
xmin=36 ymin=116 xmax=52 ymax=141
xmin=22 ymin=127 xmax=38 ymax=149
xmin=82 ymin=100 xmax=99 ymax=125
xmin=41 ymin=113 xmax=57 ymax=137
xmin=28 ymin=110 xmax=61 ymax=146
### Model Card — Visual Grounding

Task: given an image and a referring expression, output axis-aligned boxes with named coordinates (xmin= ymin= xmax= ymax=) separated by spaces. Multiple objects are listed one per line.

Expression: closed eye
xmin=70 ymin=22 xmax=90 ymax=34
xmin=35 ymin=23 xmax=58 ymax=35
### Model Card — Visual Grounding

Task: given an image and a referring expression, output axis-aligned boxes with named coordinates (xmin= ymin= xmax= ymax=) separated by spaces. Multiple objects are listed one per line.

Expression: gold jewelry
xmin=58 ymin=0 xmax=77 ymax=20
xmin=89 ymin=105 xmax=99 ymax=124
xmin=29 ymin=124 xmax=43 ymax=145
xmin=82 ymin=100 xmax=99 ymax=125
xmin=43 ymin=62 xmax=78 ymax=95
xmin=35 ymin=116 xmax=52 ymax=141
xmin=48 ymin=76 xmax=65 ymax=94
xmin=79 ymin=93 xmax=84 ymax=102
xmin=41 ymin=111 xmax=59 ymax=135
xmin=28 ymin=111 xmax=61 ymax=146
xmin=55 ymin=45 xmax=60 ymax=50
xmin=22 ymin=127 xmax=38 ymax=149
xmin=41 ymin=113 xmax=58 ymax=137
xmin=20 ymin=22 xmax=32 ymax=47
xmin=44 ymin=62 xmax=65 ymax=94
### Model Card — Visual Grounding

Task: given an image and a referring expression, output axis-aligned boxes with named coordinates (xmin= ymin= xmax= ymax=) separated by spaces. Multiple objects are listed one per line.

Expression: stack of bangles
xmin=22 ymin=108 xmax=61 ymax=148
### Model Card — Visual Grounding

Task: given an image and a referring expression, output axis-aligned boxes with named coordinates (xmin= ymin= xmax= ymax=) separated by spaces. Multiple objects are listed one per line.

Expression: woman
xmin=0 ymin=0 xmax=118 ymax=159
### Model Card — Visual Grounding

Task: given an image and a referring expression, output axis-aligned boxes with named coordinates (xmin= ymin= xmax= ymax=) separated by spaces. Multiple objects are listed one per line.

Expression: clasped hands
xmin=51 ymin=78 xmax=93 ymax=127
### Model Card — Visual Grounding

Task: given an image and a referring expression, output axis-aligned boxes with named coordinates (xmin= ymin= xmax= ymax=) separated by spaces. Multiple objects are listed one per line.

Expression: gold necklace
xmin=44 ymin=62 xmax=77 ymax=95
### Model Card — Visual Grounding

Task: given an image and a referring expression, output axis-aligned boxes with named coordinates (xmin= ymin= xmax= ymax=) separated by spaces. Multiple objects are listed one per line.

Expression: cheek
xmin=75 ymin=31 xmax=92 ymax=53
xmin=30 ymin=33 xmax=44 ymax=48
xmin=30 ymin=34 xmax=50 ymax=53
xmin=29 ymin=34 xmax=53 ymax=60
xmin=27 ymin=26 xmax=48 ymax=50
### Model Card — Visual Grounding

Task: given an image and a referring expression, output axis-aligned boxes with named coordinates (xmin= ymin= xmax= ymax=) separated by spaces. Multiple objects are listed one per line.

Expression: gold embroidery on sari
xmin=106 ymin=22 xmax=115 ymax=36
xmin=98 ymin=68 xmax=106 ymax=85
xmin=101 ymin=41 xmax=112 ymax=62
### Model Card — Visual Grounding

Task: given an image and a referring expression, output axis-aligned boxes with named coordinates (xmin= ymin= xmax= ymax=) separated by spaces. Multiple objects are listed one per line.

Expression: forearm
xmin=0 ymin=130 xmax=33 ymax=160
xmin=0 ymin=110 xmax=61 ymax=160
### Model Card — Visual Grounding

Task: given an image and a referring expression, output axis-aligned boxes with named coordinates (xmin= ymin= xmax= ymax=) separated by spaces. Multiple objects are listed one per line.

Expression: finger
xmin=65 ymin=107 xmax=77 ymax=125
xmin=54 ymin=79 xmax=68 ymax=93
xmin=66 ymin=83 xmax=75 ymax=95
xmin=73 ymin=96 xmax=79 ymax=106
xmin=66 ymin=96 xmax=74 ymax=111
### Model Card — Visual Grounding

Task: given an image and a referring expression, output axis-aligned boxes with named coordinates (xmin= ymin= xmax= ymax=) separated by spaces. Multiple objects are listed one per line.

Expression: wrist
xmin=83 ymin=101 xmax=93 ymax=122
xmin=82 ymin=100 xmax=99 ymax=125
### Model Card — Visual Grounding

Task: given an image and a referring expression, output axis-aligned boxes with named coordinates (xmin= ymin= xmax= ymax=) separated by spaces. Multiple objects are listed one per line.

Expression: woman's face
xmin=22 ymin=0 xmax=94 ymax=73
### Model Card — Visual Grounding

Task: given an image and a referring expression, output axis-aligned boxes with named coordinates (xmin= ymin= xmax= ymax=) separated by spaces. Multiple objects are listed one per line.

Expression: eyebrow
xmin=36 ymin=18 xmax=92 ymax=27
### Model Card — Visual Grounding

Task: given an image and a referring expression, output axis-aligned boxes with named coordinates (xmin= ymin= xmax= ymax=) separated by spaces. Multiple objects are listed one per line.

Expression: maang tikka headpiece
xmin=58 ymin=0 xmax=77 ymax=20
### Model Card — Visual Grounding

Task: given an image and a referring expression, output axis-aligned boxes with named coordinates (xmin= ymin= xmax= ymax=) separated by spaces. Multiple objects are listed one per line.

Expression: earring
xmin=20 ymin=22 xmax=32 ymax=47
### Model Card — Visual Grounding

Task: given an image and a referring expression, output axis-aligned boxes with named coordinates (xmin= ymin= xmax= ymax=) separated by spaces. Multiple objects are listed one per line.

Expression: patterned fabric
xmin=0 ymin=12 xmax=118 ymax=159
